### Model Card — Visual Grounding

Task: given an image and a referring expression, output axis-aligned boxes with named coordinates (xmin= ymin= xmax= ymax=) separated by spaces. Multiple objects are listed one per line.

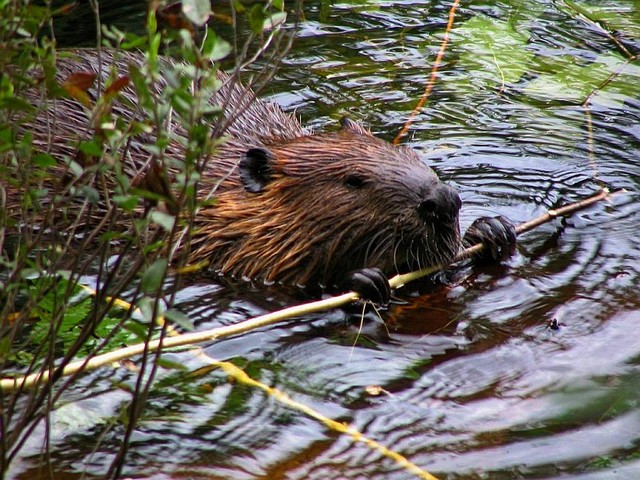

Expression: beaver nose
xmin=417 ymin=184 xmax=461 ymax=223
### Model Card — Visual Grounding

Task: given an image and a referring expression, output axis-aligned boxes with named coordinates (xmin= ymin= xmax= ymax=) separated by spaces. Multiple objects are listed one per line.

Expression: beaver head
xmin=190 ymin=118 xmax=462 ymax=287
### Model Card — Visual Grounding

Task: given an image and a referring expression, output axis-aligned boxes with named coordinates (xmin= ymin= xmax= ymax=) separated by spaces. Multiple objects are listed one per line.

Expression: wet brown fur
xmin=192 ymin=131 xmax=461 ymax=286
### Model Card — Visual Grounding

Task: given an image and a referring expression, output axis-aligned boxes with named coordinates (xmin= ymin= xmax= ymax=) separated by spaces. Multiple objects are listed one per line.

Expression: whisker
xmin=363 ymin=228 xmax=391 ymax=265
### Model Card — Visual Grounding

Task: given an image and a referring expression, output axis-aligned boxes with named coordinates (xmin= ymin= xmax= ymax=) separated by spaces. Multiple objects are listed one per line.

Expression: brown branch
xmin=393 ymin=0 xmax=461 ymax=145
xmin=562 ymin=0 xmax=636 ymax=60
xmin=390 ymin=187 xmax=617 ymax=287
xmin=1 ymin=188 xmax=620 ymax=392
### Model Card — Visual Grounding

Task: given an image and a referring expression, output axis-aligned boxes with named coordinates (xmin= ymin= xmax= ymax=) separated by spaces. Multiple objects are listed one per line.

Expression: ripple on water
xmin=278 ymin=310 xmax=640 ymax=478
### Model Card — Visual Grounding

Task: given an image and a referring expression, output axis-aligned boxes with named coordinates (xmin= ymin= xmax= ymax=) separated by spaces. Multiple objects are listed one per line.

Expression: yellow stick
xmin=213 ymin=358 xmax=440 ymax=480
xmin=0 ymin=188 xmax=616 ymax=392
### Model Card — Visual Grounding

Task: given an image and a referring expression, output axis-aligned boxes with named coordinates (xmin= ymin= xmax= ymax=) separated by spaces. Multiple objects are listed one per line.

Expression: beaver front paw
xmin=339 ymin=268 xmax=391 ymax=305
xmin=464 ymin=216 xmax=517 ymax=262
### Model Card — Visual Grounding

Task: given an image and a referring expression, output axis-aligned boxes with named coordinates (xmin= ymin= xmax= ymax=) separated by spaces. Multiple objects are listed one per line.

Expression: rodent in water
xmin=10 ymin=49 xmax=516 ymax=303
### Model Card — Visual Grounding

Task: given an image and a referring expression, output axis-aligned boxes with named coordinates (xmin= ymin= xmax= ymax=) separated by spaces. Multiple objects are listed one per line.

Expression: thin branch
xmin=562 ymin=0 xmax=636 ymax=60
xmin=1 ymin=188 xmax=619 ymax=392
xmin=211 ymin=358 xmax=440 ymax=480
xmin=392 ymin=187 xmax=615 ymax=287
xmin=393 ymin=0 xmax=461 ymax=145
xmin=561 ymin=1 xmax=639 ymax=184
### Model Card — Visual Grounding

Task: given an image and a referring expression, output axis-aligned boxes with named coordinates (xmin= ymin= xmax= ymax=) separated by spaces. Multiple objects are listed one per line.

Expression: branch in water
xmin=0 ymin=188 xmax=619 ymax=391
xmin=390 ymin=187 xmax=616 ymax=288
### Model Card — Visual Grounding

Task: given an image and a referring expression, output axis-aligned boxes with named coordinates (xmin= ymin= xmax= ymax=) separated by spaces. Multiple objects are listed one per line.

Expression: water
xmin=8 ymin=0 xmax=640 ymax=479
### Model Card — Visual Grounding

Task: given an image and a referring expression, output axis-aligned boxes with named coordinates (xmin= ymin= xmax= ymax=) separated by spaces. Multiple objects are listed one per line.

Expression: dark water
xmin=9 ymin=1 xmax=640 ymax=479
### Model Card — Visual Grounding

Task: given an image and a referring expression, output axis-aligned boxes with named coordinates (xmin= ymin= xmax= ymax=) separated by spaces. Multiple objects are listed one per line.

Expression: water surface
xmin=9 ymin=0 xmax=640 ymax=479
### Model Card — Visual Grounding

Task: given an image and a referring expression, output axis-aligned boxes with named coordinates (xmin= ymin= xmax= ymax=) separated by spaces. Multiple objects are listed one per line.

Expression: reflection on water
xmin=10 ymin=0 xmax=640 ymax=479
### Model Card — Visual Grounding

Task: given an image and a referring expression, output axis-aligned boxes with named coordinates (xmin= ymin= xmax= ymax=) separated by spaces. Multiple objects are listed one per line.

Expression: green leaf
xmin=121 ymin=33 xmax=147 ymax=50
xmin=0 ymin=126 xmax=12 ymax=144
xmin=143 ymin=144 xmax=163 ymax=157
xmin=137 ymin=296 xmax=155 ymax=324
xmin=164 ymin=309 xmax=195 ymax=331
xmin=0 ymin=96 xmax=35 ymax=112
xmin=32 ymin=153 xmax=56 ymax=167
xmin=201 ymin=32 xmax=232 ymax=62
xmin=147 ymin=9 xmax=158 ymax=36
xmin=200 ymin=104 xmax=222 ymax=120
xmin=149 ymin=211 xmax=175 ymax=232
xmin=64 ymin=158 xmax=84 ymax=177
xmin=156 ymin=357 xmax=189 ymax=370
xmin=141 ymin=258 xmax=168 ymax=294
xmin=182 ymin=0 xmax=211 ymax=26
xmin=78 ymin=139 xmax=103 ymax=157
xmin=263 ymin=12 xmax=287 ymax=31
xmin=142 ymin=240 xmax=166 ymax=255
xmin=453 ymin=14 xmax=534 ymax=88
xmin=231 ymin=0 xmax=245 ymax=13
xmin=19 ymin=268 xmax=40 ymax=280
xmin=78 ymin=185 xmax=100 ymax=204
xmin=28 ymin=187 xmax=49 ymax=199
xmin=0 ymin=336 xmax=11 ymax=362
xmin=125 ymin=318 xmax=149 ymax=340
xmin=113 ymin=194 xmax=138 ymax=211
xmin=248 ymin=4 xmax=266 ymax=34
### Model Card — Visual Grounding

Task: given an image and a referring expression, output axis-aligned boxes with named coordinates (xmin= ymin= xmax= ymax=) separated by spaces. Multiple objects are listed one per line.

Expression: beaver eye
xmin=344 ymin=174 xmax=367 ymax=189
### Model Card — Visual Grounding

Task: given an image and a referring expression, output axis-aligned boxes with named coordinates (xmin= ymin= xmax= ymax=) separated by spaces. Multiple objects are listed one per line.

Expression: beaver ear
xmin=339 ymin=117 xmax=373 ymax=137
xmin=240 ymin=148 xmax=275 ymax=193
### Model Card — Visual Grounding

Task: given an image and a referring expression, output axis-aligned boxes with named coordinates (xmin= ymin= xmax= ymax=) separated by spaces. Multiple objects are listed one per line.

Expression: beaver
xmin=9 ymin=49 xmax=515 ymax=303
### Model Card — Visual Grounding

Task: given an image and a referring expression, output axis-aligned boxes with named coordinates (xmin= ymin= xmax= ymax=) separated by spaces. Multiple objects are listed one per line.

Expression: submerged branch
xmin=212 ymin=358 xmax=440 ymax=480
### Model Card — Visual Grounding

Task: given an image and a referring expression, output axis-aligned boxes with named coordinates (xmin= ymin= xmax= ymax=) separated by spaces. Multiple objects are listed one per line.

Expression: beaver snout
xmin=417 ymin=184 xmax=462 ymax=223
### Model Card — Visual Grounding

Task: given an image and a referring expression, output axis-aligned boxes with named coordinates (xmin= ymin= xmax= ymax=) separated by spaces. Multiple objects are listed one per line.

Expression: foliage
xmin=20 ymin=275 xmax=155 ymax=362
xmin=0 ymin=0 xmax=291 ymax=477
xmin=449 ymin=5 xmax=640 ymax=107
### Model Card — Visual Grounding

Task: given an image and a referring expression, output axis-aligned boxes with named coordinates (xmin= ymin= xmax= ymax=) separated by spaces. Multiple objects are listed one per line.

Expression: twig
xmin=393 ymin=0 xmax=461 ymax=145
xmin=211 ymin=358 xmax=440 ymax=480
xmin=561 ymin=0 xmax=636 ymax=60
xmin=391 ymin=187 xmax=615 ymax=287
xmin=561 ymin=1 xmax=639 ymax=182
xmin=580 ymin=58 xmax=637 ymax=180
xmin=0 ymin=188 xmax=618 ymax=392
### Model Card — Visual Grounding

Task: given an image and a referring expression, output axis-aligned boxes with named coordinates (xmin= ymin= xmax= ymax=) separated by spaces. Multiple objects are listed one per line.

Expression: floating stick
xmin=0 ymin=188 xmax=617 ymax=392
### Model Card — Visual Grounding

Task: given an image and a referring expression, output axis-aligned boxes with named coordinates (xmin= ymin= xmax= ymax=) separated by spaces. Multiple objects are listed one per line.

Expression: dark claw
xmin=339 ymin=267 xmax=391 ymax=305
xmin=463 ymin=216 xmax=517 ymax=262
